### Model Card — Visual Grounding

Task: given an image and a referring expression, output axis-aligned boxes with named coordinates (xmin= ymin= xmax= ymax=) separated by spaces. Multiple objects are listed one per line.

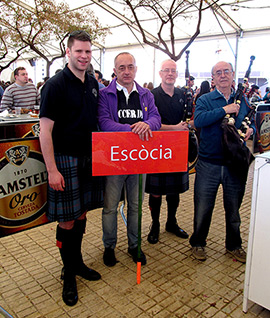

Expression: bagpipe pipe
xmin=221 ymin=55 xmax=256 ymax=180
xmin=183 ymin=50 xmax=198 ymax=164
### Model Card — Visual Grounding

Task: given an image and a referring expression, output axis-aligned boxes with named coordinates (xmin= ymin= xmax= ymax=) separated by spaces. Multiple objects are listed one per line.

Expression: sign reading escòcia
xmin=0 ymin=142 xmax=48 ymax=229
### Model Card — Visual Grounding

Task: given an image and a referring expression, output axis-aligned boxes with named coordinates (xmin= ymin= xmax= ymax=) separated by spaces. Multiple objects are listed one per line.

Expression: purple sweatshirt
xmin=98 ymin=78 xmax=161 ymax=132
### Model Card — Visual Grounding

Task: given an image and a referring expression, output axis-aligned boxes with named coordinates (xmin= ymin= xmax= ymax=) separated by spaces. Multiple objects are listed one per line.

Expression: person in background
xmin=194 ymin=80 xmax=210 ymax=105
xmin=102 ymin=79 xmax=110 ymax=87
xmin=39 ymin=30 xmax=103 ymax=307
xmin=210 ymin=78 xmax=215 ymax=92
xmin=145 ymin=59 xmax=189 ymax=244
xmin=147 ymin=82 xmax=154 ymax=90
xmin=98 ymin=52 xmax=161 ymax=267
xmin=0 ymin=67 xmax=40 ymax=112
xmin=95 ymin=70 xmax=105 ymax=89
xmin=187 ymin=75 xmax=195 ymax=95
xmin=0 ymin=84 xmax=4 ymax=103
xmin=247 ymin=84 xmax=262 ymax=103
xmin=263 ymin=87 xmax=270 ymax=103
xmin=38 ymin=76 xmax=50 ymax=93
xmin=190 ymin=61 xmax=255 ymax=263
xmin=193 ymin=80 xmax=211 ymax=140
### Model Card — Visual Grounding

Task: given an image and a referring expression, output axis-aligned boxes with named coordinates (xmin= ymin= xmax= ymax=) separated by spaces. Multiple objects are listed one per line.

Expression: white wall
xmin=92 ymin=32 xmax=269 ymax=93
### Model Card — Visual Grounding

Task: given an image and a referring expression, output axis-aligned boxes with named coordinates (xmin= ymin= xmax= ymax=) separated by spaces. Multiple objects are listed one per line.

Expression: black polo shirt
xmin=151 ymin=85 xmax=185 ymax=125
xmin=40 ymin=65 xmax=99 ymax=157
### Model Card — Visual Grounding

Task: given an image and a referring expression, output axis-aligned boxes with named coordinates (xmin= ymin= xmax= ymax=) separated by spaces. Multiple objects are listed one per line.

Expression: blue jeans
xmin=102 ymin=174 xmax=146 ymax=249
xmin=189 ymin=159 xmax=246 ymax=251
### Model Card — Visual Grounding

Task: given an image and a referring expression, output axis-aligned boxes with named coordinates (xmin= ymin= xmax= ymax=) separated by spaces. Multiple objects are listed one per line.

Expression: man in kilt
xmin=39 ymin=31 xmax=103 ymax=306
xmin=145 ymin=59 xmax=190 ymax=244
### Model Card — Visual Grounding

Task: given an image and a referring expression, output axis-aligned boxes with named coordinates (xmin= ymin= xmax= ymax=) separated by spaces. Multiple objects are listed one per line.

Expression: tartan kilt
xmin=47 ymin=154 xmax=104 ymax=222
xmin=145 ymin=171 xmax=189 ymax=195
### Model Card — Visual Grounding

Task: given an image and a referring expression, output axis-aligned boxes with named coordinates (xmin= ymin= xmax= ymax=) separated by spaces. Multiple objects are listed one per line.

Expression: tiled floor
xmin=1 ymin=161 xmax=270 ymax=318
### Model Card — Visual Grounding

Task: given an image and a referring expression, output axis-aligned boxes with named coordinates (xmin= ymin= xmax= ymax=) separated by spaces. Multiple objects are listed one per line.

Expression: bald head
xmin=160 ymin=59 xmax=177 ymax=71
xmin=159 ymin=59 xmax=178 ymax=89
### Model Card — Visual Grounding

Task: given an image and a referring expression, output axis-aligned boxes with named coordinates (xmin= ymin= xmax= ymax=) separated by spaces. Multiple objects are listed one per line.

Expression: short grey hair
xmin=114 ymin=52 xmax=136 ymax=67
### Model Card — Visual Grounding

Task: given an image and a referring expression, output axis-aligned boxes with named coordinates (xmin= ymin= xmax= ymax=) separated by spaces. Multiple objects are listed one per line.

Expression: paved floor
xmin=1 ymin=161 xmax=270 ymax=318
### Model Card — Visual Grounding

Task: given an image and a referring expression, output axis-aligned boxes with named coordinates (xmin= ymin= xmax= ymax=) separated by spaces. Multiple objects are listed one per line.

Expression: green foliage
xmin=0 ymin=0 xmax=109 ymax=74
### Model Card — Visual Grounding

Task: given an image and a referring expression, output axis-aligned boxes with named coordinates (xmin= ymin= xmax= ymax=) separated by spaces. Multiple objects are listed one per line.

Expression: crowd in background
xmin=1 ymin=66 xmax=270 ymax=106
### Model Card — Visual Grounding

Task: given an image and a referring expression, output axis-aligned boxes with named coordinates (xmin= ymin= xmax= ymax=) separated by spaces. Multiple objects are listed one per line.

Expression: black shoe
xmin=103 ymin=248 xmax=117 ymax=267
xmin=128 ymin=247 xmax=147 ymax=265
xmin=76 ymin=263 xmax=101 ymax=281
xmin=165 ymin=223 xmax=189 ymax=239
xmin=147 ymin=223 xmax=160 ymax=244
xmin=61 ymin=264 xmax=101 ymax=281
xmin=62 ymin=273 xmax=78 ymax=306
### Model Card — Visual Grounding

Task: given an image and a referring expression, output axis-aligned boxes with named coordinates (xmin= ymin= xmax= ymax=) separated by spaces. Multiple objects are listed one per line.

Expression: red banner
xmin=92 ymin=131 xmax=188 ymax=176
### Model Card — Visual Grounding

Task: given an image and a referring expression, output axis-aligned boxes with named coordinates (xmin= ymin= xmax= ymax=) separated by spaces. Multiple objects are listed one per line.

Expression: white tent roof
xmin=2 ymin=0 xmax=270 ymax=85
xmin=5 ymin=0 xmax=270 ymax=53
xmin=69 ymin=0 xmax=270 ymax=50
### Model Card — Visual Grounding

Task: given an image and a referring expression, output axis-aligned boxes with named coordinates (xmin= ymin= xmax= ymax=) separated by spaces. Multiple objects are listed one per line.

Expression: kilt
xmin=145 ymin=171 xmax=189 ymax=195
xmin=47 ymin=154 xmax=104 ymax=222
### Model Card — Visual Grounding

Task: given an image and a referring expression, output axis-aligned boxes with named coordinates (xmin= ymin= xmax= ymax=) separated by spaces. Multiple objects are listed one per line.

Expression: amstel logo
xmin=5 ymin=145 xmax=30 ymax=166
xmin=0 ymin=140 xmax=48 ymax=231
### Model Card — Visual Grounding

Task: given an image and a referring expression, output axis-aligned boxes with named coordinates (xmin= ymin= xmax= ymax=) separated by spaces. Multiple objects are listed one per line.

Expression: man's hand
xmin=244 ymin=127 xmax=253 ymax=141
xmin=130 ymin=122 xmax=152 ymax=141
xmin=223 ymin=103 xmax=240 ymax=116
xmin=175 ymin=121 xmax=189 ymax=131
xmin=48 ymin=170 xmax=65 ymax=191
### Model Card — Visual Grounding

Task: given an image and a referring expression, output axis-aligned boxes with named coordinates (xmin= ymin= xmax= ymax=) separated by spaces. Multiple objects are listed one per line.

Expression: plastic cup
xmin=34 ymin=105 xmax=40 ymax=114
xmin=15 ymin=107 xmax=21 ymax=116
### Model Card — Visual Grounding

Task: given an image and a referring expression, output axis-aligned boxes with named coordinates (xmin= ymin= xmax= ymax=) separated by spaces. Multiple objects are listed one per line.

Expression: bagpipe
xmin=221 ymin=55 xmax=256 ymax=181
xmin=183 ymin=50 xmax=198 ymax=164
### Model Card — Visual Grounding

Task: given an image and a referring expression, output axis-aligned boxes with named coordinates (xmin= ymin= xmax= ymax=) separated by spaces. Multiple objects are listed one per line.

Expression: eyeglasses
xmin=213 ymin=69 xmax=232 ymax=77
xmin=161 ymin=68 xmax=177 ymax=74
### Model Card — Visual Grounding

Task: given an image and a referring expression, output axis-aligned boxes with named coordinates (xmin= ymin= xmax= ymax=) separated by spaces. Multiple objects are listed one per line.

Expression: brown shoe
xmin=226 ymin=248 xmax=246 ymax=263
xmin=192 ymin=246 xmax=207 ymax=261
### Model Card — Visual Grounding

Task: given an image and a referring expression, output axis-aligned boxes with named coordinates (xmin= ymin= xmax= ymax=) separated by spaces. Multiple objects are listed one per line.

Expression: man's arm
xmin=194 ymin=96 xmax=228 ymax=128
xmin=159 ymin=122 xmax=189 ymax=131
xmin=0 ymin=89 xmax=13 ymax=112
xmin=39 ymin=117 xmax=65 ymax=191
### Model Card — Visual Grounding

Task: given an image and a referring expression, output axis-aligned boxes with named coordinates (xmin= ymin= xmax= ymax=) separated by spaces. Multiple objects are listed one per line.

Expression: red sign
xmin=92 ymin=131 xmax=188 ymax=176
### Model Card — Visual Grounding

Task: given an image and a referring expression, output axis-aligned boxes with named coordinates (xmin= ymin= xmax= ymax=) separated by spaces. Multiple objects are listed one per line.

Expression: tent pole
xmin=235 ymin=31 xmax=241 ymax=84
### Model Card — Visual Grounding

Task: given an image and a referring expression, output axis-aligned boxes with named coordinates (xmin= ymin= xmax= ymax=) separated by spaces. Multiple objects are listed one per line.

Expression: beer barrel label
xmin=0 ymin=139 xmax=48 ymax=235
xmin=260 ymin=113 xmax=270 ymax=150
